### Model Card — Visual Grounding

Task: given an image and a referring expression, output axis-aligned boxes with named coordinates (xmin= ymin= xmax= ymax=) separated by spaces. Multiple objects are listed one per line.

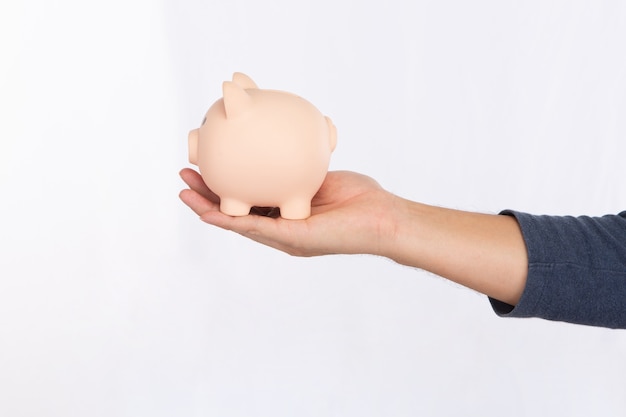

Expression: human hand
xmin=179 ymin=168 xmax=399 ymax=257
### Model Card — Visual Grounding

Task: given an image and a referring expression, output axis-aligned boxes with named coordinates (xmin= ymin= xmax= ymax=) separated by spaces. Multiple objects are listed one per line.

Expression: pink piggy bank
xmin=188 ymin=72 xmax=337 ymax=219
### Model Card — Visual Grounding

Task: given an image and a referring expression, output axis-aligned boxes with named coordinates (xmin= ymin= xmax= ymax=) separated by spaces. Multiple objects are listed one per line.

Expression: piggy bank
xmin=188 ymin=72 xmax=337 ymax=219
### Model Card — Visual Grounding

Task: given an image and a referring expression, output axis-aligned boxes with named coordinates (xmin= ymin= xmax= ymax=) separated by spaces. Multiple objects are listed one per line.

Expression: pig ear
xmin=222 ymin=81 xmax=252 ymax=119
xmin=232 ymin=72 xmax=258 ymax=89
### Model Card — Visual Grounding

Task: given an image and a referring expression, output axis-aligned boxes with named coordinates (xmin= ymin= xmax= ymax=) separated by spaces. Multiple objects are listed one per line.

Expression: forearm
xmin=383 ymin=198 xmax=528 ymax=305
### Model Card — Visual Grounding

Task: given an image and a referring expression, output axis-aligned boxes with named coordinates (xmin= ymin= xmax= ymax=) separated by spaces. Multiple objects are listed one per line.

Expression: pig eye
xmin=201 ymin=116 xmax=207 ymax=126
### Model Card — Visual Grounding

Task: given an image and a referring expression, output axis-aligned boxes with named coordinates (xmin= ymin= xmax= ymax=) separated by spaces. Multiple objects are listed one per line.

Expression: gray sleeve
xmin=489 ymin=210 xmax=626 ymax=329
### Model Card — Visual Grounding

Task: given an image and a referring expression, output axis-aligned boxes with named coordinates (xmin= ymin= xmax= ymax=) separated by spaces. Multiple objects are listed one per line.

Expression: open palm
xmin=179 ymin=168 xmax=398 ymax=257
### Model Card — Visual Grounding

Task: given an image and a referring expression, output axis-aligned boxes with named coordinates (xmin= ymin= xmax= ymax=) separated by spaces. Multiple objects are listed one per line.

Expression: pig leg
xmin=279 ymin=198 xmax=312 ymax=220
xmin=219 ymin=198 xmax=252 ymax=217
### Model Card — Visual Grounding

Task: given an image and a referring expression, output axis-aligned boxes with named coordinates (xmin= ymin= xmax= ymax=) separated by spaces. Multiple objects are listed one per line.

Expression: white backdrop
xmin=1 ymin=1 xmax=626 ymax=416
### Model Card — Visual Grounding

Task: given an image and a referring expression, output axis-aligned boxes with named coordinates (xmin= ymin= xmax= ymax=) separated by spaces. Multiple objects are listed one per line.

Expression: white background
xmin=1 ymin=1 xmax=626 ymax=416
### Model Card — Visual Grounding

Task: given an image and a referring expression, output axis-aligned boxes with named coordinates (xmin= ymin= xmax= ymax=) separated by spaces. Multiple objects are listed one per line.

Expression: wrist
xmin=379 ymin=196 xmax=430 ymax=266
xmin=380 ymin=198 xmax=528 ymax=305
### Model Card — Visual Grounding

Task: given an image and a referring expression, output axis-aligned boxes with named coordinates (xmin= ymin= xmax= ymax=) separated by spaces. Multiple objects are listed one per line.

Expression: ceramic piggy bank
xmin=188 ymin=72 xmax=337 ymax=219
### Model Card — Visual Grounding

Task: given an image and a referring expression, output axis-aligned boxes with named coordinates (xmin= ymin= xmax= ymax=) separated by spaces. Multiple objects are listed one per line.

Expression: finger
xmin=179 ymin=168 xmax=220 ymax=203
xmin=179 ymin=188 xmax=219 ymax=216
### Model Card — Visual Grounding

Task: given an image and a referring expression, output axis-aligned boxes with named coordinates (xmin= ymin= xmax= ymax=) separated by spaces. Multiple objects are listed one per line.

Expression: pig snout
xmin=325 ymin=116 xmax=337 ymax=152
xmin=188 ymin=129 xmax=199 ymax=165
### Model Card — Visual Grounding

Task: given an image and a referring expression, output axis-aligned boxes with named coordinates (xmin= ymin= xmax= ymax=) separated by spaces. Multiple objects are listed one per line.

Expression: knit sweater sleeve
xmin=489 ymin=210 xmax=626 ymax=329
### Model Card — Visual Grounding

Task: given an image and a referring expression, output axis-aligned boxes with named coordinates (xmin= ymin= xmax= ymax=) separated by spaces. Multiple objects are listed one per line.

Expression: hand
xmin=179 ymin=168 xmax=399 ymax=257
